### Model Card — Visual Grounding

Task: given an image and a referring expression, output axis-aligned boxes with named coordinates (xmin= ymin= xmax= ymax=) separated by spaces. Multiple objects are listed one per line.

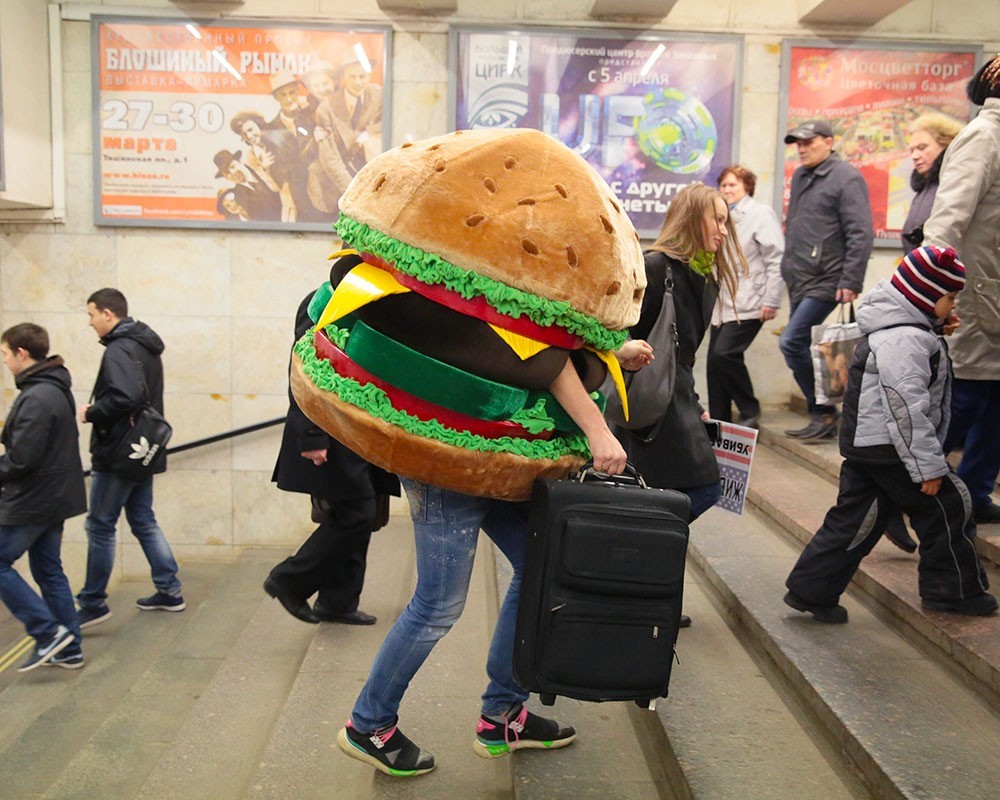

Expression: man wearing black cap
xmin=779 ymin=119 xmax=874 ymax=442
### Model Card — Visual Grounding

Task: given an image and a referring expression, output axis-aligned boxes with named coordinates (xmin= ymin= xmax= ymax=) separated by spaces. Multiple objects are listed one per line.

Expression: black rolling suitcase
xmin=514 ymin=464 xmax=690 ymax=709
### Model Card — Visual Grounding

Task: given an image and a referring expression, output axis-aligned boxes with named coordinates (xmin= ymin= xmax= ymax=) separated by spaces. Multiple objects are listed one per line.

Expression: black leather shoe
xmin=883 ymin=515 xmax=918 ymax=553
xmin=263 ymin=576 xmax=318 ymax=624
xmin=678 ymin=614 xmax=692 ymax=628
xmin=314 ymin=608 xmax=377 ymax=625
xmin=784 ymin=420 xmax=814 ymax=437
xmin=973 ymin=502 xmax=1000 ymax=525
xmin=799 ymin=414 xmax=839 ymax=443
xmin=737 ymin=415 xmax=760 ymax=430
xmin=783 ymin=591 xmax=848 ymax=624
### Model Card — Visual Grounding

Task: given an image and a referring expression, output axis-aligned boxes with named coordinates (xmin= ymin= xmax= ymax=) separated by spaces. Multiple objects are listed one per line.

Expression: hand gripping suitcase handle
xmin=574 ymin=460 xmax=648 ymax=489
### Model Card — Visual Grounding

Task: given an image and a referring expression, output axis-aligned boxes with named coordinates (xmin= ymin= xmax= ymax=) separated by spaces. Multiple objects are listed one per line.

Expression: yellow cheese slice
xmin=316 ymin=262 xmax=411 ymax=330
xmin=488 ymin=324 xmax=552 ymax=361
xmin=327 ymin=247 xmax=360 ymax=260
xmin=589 ymin=348 xmax=630 ymax=422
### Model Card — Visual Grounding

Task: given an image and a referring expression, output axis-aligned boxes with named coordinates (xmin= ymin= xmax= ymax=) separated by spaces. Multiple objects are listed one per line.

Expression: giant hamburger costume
xmin=291 ymin=128 xmax=645 ymax=500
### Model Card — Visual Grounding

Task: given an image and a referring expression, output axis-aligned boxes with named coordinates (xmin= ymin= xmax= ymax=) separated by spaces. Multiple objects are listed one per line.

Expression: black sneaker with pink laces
xmin=473 ymin=703 xmax=576 ymax=759
xmin=337 ymin=719 xmax=435 ymax=777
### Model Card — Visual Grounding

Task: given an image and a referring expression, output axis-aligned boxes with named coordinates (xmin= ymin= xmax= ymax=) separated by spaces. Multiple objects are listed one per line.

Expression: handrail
xmin=166 ymin=416 xmax=286 ymax=455
xmin=81 ymin=416 xmax=286 ymax=478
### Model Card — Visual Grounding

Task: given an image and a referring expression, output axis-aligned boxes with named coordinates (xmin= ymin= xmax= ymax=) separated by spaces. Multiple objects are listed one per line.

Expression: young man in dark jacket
xmin=76 ymin=288 xmax=184 ymax=627
xmin=0 ymin=323 xmax=87 ymax=670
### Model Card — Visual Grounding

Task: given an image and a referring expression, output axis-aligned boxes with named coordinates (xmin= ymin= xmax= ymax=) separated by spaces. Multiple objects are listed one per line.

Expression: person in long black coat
xmin=264 ymin=289 xmax=400 ymax=624
xmin=624 ymin=183 xmax=747 ymax=521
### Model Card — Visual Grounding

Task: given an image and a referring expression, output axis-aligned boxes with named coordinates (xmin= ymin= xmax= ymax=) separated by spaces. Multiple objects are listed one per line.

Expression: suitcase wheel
xmin=540 ymin=692 xmax=556 ymax=707
xmin=635 ymin=699 xmax=657 ymax=711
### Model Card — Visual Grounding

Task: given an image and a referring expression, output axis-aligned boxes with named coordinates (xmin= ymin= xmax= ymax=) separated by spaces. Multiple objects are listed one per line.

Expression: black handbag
xmin=90 ymin=349 xmax=172 ymax=483
xmin=602 ymin=263 xmax=677 ymax=441
xmin=105 ymin=403 xmax=172 ymax=482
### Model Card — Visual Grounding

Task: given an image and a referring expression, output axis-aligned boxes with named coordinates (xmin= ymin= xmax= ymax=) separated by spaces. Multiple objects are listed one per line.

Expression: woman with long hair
xmin=624 ymin=182 xmax=747 ymax=521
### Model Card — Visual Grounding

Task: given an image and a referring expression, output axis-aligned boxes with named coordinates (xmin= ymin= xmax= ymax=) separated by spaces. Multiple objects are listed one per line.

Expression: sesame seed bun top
xmin=337 ymin=129 xmax=646 ymax=333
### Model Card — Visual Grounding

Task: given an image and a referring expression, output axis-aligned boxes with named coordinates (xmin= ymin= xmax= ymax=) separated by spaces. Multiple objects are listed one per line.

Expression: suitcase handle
xmin=574 ymin=460 xmax=648 ymax=489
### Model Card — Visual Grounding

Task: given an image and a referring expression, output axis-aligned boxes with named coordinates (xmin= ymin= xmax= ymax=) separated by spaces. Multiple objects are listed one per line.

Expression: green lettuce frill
xmin=297 ymin=330 xmax=592 ymax=461
xmin=335 ymin=215 xmax=628 ymax=351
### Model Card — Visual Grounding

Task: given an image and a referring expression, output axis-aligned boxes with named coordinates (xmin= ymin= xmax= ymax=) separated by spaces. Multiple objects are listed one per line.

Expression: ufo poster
xmin=451 ymin=28 xmax=742 ymax=239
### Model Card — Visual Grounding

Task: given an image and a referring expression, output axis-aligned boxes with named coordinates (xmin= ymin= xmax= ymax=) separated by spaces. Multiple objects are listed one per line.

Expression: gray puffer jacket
xmin=839 ymin=281 xmax=951 ymax=483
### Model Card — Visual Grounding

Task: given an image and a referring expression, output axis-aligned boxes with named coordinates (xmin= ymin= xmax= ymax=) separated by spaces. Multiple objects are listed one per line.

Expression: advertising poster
xmin=92 ymin=17 xmax=390 ymax=231
xmin=711 ymin=421 xmax=759 ymax=516
xmin=778 ymin=42 xmax=980 ymax=246
xmin=452 ymin=28 xmax=741 ymax=238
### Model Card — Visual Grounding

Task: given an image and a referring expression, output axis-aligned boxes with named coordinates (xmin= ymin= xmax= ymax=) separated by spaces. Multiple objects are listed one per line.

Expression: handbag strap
xmin=836 ymin=303 xmax=856 ymax=324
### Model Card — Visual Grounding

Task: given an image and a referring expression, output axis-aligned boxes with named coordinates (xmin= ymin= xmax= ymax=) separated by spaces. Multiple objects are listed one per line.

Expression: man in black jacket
xmin=778 ymin=119 xmax=874 ymax=442
xmin=264 ymin=286 xmax=399 ymax=624
xmin=76 ymin=288 xmax=184 ymax=628
xmin=0 ymin=323 xmax=86 ymax=670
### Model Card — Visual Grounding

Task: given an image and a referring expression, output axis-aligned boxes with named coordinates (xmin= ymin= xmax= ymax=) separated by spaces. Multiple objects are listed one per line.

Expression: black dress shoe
xmin=263 ymin=576 xmax=318 ymax=624
xmin=737 ymin=415 xmax=760 ymax=430
xmin=974 ymin=502 xmax=1000 ymax=524
xmin=783 ymin=591 xmax=848 ymax=624
xmin=313 ymin=608 xmax=377 ymax=625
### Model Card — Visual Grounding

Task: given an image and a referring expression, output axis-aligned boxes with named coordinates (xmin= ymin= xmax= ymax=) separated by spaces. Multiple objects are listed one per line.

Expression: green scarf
xmin=689 ymin=250 xmax=716 ymax=276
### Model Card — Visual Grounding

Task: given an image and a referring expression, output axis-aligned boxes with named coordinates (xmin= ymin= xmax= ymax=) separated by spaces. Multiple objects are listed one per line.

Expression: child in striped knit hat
xmin=785 ymin=245 xmax=997 ymax=623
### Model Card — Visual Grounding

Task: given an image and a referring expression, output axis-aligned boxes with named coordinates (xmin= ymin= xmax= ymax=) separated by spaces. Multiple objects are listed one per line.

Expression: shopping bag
xmin=811 ymin=305 xmax=861 ymax=405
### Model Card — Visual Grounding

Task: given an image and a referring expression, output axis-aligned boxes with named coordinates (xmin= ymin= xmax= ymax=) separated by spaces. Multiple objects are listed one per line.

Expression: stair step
xmin=243 ymin=519 xmax=512 ymax=799
xmin=654 ymin=574 xmax=864 ymax=800
xmin=0 ymin=558 xmax=244 ymax=799
xmin=690 ymin=505 xmax=1000 ymax=799
xmin=761 ymin=409 xmax=1000 ymax=568
xmin=751 ymin=443 xmax=1000 ymax=699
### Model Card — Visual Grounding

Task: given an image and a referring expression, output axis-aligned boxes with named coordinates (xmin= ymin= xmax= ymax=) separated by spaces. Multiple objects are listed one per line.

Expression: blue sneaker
xmin=77 ymin=604 xmax=112 ymax=629
xmin=136 ymin=592 xmax=185 ymax=612
xmin=17 ymin=626 xmax=75 ymax=672
xmin=45 ymin=648 xmax=85 ymax=670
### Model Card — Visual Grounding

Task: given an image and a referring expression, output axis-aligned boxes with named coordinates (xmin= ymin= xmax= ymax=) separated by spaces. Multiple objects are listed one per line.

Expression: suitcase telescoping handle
xmin=573 ymin=460 xmax=648 ymax=489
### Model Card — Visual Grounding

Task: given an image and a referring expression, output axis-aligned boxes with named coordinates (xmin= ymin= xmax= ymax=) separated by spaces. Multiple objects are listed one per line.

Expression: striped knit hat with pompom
xmin=891 ymin=245 xmax=966 ymax=315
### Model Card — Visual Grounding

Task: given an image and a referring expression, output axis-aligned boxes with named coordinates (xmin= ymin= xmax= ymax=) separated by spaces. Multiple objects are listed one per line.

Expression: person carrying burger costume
xmin=289 ymin=129 xmax=651 ymax=776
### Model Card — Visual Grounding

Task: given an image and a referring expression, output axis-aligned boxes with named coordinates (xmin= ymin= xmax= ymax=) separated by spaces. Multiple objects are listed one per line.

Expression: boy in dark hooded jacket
xmin=0 ymin=323 xmax=86 ymax=670
xmin=784 ymin=246 xmax=997 ymax=622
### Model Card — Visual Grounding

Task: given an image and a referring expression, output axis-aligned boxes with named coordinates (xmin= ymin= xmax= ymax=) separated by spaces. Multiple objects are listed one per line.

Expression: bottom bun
xmin=290 ymin=353 xmax=584 ymax=501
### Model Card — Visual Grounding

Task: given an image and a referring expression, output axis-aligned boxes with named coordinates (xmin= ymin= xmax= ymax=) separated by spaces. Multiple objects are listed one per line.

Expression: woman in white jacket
xmin=708 ymin=166 xmax=785 ymax=427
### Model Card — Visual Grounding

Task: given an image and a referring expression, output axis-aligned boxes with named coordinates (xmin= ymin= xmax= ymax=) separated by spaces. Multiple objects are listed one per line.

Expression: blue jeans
xmin=78 ymin=471 xmax=182 ymax=609
xmin=779 ymin=298 xmax=838 ymax=416
xmin=0 ymin=522 xmax=81 ymax=644
xmin=351 ymin=479 xmax=530 ymax=732
xmin=680 ymin=482 xmax=723 ymax=522
xmin=944 ymin=378 xmax=1000 ymax=510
